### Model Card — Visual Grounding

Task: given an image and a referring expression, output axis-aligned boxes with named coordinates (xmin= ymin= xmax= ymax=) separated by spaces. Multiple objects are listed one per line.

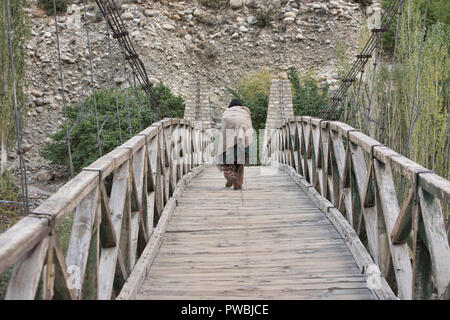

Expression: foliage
xmin=342 ymin=0 xmax=449 ymax=179
xmin=41 ymin=83 xmax=186 ymax=172
xmin=334 ymin=39 xmax=352 ymax=80
xmin=0 ymin=170 xmax=21 ymax=232
xmin=255 ymin=8 xmax=273 ymax=28
xmin=228 ymin=69 xmax=272 ymax=131
xmin=406 ymin=22 xmax=449 ymax=178
xmin=382 ymin=0 xmax=450 ymax=52
xmin=0 ymin=0 xmax=30 ymax=171
xmin=199 ymin=0 xmax=227 ymax=9
xmin=288 ymin=67 xmax=329 ymax=117
xmin=152 ymin=82 xmax=186 ymax=119
xmin=353 ymin=0 xmax=372 ymax=9
xmin=0 ymin=170 xmax=20 ymax=300
xmin=37 ymin=0 xmax=67 ymax=15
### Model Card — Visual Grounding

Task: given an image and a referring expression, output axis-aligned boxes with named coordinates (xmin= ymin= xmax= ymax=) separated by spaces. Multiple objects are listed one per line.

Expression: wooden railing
xmin=263 ymin=116 xmax=450 ymax=300
xmin=0 ymin=118 xmax=215 ymax=300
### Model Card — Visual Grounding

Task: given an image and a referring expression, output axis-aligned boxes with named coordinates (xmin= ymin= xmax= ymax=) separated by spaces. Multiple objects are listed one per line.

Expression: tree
xmin=343 ymin=0 xmax=449 ymax=179
xmin=288 ymin=67 xmax=329 ymax=117
xmin=228 ymin=69 xmax=272 ymax=131
xmin=41 ymin=83 xmax=186 ymax=172
xmin=0 ymin=0 xmax=30 ymax=174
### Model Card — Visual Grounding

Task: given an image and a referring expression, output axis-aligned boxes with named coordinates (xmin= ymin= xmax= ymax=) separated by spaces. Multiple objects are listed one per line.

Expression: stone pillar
xmin=265 ymin=79 xmax=293 ymax=130
xmin=184 ymin=79 xmax=211 ymax=130
xmin=263 ymin=79 xmax=294 ymax=163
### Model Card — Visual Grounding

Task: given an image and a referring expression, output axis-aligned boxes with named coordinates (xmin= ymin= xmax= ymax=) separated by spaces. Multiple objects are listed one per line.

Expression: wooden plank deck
xmin=135 ymin=166 xmax=374 ymax=300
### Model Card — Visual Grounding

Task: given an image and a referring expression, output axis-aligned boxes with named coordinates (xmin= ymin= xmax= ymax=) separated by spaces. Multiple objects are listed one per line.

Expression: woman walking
xmin=216 ymin=99 xmax=253 ymax=190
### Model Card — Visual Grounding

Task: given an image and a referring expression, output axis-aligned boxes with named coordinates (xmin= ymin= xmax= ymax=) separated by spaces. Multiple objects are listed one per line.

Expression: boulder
xmin=270 ymin=0 xmax=282 ymax=8
xmin=283 ymin=17 xmax=295 ymax=24
xmin=239 ymin=25 xmax=249 ymax=33
xmin=193 ymin=8 xmax=205 ymax=18
xmin=31 ymin=89 xmax=43 ymax=97
xmin=34 ymin=98 xmax=44 ymax=106
xmin=61 ymin=55 xmax=75 ymax=64
xmin=144 ymin=9 xmax=157 ymax=17
xmin=230 ymin=0 xmax=243 ymax=10
xmin=36 ymin=170 xmax=53 ymax=182
xmin=284 ymin=12 xmax=296 ymax=18
xmin=122 ymin=12 xmax=133 ymax=20
xmin=162 ymin=24 xmax=176 ymax=31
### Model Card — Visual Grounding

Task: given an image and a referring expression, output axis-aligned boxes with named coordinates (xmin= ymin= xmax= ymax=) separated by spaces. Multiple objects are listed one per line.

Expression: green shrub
xmin=382 ymin=0 xmax=450 ymax=53
xmin=255 ymin=9 xmax=273 ymax=28
xmin=227 ymin=70 xmax=273 ymax=165
xmin=199 ymin=0 xmax=227 ymax=9
xmin=41 ymin=83 xmax=185 ymax=172
xmin=0 ymin=170 xmax=21 ymax=233
xmin=37 ymin=0 xmax=68 ymax=15
xmin=288 ymin=67 xmax=329 ymax=117
xmin=353 ymin=0 xmax=372 ymax=9
xmin=228 ymin=69 xmax=272 ymax=131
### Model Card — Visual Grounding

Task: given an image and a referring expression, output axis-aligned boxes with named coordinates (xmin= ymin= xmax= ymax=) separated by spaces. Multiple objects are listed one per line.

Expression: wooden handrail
xmin=0 ymin=118 xmax=215 ymax=300
xmin=263 ymin=116 xmax=450 ymax=300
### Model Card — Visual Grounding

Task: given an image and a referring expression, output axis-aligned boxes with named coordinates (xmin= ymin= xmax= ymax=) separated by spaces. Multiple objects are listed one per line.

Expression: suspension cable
xmin=5 ymin=0 xmax=29 ymax=214
xmin=52 ymin=0 xmax=74 ymax=178
xmin=94 ymin=0 xmax=157 ymax=107
xmin=352 ymin=65 xmax=366 ymax=128
xmin=121 ymin=50 xmax=132 ymax=136
xmin=106 ymin=20 xmax=123 ymax=143
xmin=82 ymin=0 xmax=102 ymax=157
xmin=131 ymin=72 xmax=143 ymax=132
xmin=322 ymin=0 xmax=406 ymax=118
xmin=366 ymin=37 xmax=382 ymax=131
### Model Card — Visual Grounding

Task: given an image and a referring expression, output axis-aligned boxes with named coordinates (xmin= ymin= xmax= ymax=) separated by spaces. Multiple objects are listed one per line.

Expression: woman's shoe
xmin=225 ymin=175 xmax=236 ymax=188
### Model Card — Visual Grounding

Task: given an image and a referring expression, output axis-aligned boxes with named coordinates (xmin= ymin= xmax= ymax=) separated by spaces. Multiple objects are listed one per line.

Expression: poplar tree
xmin=0 ymin=0 xmax=30 ymax=174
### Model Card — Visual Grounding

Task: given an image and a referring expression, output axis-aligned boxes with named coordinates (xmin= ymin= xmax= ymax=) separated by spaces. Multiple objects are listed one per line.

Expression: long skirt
xmin=218 ymin=143 xmax=249 ymax=190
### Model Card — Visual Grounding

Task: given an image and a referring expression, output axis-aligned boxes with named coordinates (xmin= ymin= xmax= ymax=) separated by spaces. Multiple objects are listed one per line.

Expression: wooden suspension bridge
xmin=0 ymin=0 xmax=449 ymax=300
xmin=1 ymin=78 xmax=448 ymax=300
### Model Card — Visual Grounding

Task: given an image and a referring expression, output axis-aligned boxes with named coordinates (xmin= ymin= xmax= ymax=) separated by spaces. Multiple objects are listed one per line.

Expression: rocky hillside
xmin=14 ymin=0 xmax=379 ymax=175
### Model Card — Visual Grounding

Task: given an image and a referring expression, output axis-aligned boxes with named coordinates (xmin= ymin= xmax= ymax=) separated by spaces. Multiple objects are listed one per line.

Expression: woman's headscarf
xmin=228 ymin=98 xmax=243 ymax=108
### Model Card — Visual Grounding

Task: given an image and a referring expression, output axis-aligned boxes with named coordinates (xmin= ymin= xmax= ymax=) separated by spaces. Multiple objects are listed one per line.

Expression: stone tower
xmin=184 ymin=79 xmax=211 ymax=130
xmin=264 ymin=78 xmax=294 ymax=141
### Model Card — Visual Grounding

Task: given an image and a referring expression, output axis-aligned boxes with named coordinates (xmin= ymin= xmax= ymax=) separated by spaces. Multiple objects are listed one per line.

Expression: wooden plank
xmin=411 ymin=206 xmax=432 ymax=300
xmin=125 ymin=166 xmax=379 ymax=300
xmin=99 ymin=182 xmax=117 ymax=248
xmin=360 ymin=160 xmax=379 ymax=261
xmin=98 ymin=160 xmax=130 ymax=300
xmin=277 ymin=164 xmax=396 ymax=300
xmin=143 ymin=281 xmax=370 ymax=292
xmin=5 ymin=236 xmax=50 ymax=300
xmin=418 ymin=187 xmax=450 ymax=298
xmin=138 ymin=288 xmax=373 ymax=300
xmin=65 ymin=186 xmax=100 ymax=298
xmin=84 ymin=148 xmax=129 ymax=179
xmin=117 ymin=165 xmax=208 ymax=300
xmin=33 ymin=170 xmax=99 ymax=224
xmin=373 ymin=159 xmax=413 ymax=299
xmin=129 ymin=212 xmax=140 ymax=271
xmin=418 ymin=172 xmax=450 ymax=203
xmin=0 ymin=216 xmax=49 ymax=274
xmin=81 ymin=207 xmax=100 ymax=299
xmin=42 ymin=232 xmax=55 ymax=300
xmin=391 ymin=186 xmax=415 ymax=244
xmin=53 ymin=239 xmax=77 ymax=300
